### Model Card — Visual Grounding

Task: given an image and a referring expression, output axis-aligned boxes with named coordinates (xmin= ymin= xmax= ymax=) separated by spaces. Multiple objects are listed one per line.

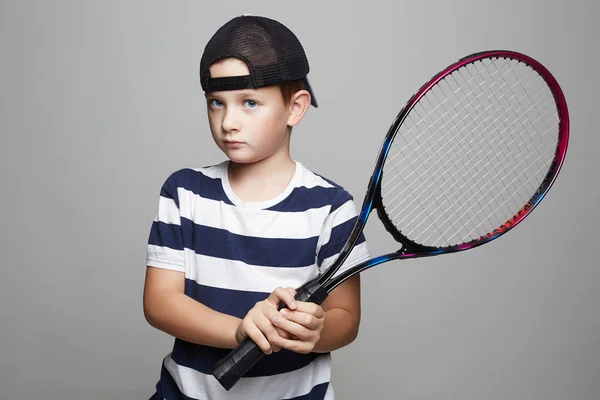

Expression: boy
xmin=144 ymin=15 xmax=369 ymax=399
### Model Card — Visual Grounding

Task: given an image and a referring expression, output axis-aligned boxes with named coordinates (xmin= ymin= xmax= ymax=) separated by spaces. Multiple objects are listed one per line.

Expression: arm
xmin=143 ymin=266 xmax=241 ymax=349
xmin=315 ymin=274 xmax=360 ymax=352
xmin=144 ymin=171 xmax=252 ymax=349
xmin=144 ymin=266 xmax=298 ymax=354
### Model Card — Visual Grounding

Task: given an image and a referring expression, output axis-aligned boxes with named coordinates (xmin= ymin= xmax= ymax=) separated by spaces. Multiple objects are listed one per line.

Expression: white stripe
xmin=147 ymin=245 xmax=185 ymax=271
xmin=154 ymin=196 xmax=180 ymax=225
xmin=328 ymin=200 xmax=360 ymax=227
xmin=185 ymin=250 xmax=319 ymax=293
xmin=320 ymin=242 xmax=370 ymax=275
xmin=315 ymin=200 xmax=361 ymax=255
xmin=299 ymin=168 xmax=335 ymax=189
xmin=164 ymin=352 xmax=331 ymax=400
xmin=179 ymin=190 xmax=331 ymax=239
xmin=192 ymin=164 xmax=224 ymax=180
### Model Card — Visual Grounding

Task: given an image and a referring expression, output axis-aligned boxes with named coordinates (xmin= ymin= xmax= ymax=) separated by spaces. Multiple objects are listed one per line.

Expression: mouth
xmin=223 ymin=140 xmax=244 ymax=149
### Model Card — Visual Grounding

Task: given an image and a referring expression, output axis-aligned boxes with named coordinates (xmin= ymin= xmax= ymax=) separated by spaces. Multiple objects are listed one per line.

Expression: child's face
xmin=205 ymin=58 xmax=292 ymax=164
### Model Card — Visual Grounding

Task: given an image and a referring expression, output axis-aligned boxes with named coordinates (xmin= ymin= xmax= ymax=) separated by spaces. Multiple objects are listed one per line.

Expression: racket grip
xmin=210 ymin=279 xmax=329 ymax=390
xmin=211 ymin=336 xmax=265 ymax=391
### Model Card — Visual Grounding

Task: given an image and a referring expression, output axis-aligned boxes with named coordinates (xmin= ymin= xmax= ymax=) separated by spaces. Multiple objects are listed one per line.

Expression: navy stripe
xmin=317 ymin=217 xmax=365 ymax=266
xmin=153 ymin=364 xmax=193 ymax=400
xmin=266 ymin=186 xmax=339 ymax=212
xmin=285 ymin=382 xmax=329 ymax=400
xmin=185 ymin=279 xmax=268 ymax=318
xmin=149 ymin=221 xmax=183 ymax=250
xmin=154 ymin=363 xmax=329 ymax=400
xmin=172 ymin=338 xmax=322 ymax=377
xmin=312 ymin=173 xmax=356 ymax=212
xmin=159 ymin=172 xmax=181 ymax=208
xmin=181 ymin=219 xmax=318 ymax=268
xmin=329 ymin=189 xmax=354 ymax=214
xmin=166 ymin=168 xmax=234 ymax=205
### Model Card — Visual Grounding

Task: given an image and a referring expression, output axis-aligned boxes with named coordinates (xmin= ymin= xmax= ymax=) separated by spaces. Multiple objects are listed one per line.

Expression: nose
xmin=221 ymin=107 xmax=240 ymax=133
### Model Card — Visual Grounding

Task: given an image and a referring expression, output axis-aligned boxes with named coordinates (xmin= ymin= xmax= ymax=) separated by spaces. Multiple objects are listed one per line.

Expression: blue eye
xmin=209 ymin=99 xmax=223 ymax=108
xmin=244 ymin=100 xmax=258 ymax=108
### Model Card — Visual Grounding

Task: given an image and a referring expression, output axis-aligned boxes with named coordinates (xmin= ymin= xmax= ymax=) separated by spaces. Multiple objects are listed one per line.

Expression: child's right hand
xmin=235 ymin=287 xmax=298 ymax=354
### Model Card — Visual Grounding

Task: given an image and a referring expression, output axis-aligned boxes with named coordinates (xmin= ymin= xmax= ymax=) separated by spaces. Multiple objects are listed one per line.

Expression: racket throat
xmin=398 ymin=242 xmax=437 ymax=255
xmin=295 ymin=278 xmax=329 ymax=304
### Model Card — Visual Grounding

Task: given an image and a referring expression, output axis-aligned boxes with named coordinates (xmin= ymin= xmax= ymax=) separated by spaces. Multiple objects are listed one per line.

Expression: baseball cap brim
xmin=304 ymin=77 xmax=318 ymax=108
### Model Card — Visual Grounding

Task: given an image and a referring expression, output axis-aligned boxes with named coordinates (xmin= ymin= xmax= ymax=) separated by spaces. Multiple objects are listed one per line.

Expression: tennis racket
xmin=211 ymin=50 xmax=570 ymax=390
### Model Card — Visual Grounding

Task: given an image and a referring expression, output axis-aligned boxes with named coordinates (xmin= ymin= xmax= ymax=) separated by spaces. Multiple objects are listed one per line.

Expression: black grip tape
xmin=210 ymin=279 xmax=329 ymax=390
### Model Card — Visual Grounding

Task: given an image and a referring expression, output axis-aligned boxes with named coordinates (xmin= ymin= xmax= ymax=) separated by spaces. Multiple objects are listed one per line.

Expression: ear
xmin=287 ymin=90 xmax=311 ymax=127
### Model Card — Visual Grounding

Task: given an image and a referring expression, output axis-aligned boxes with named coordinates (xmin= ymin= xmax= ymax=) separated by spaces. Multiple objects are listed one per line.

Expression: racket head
xmin=371 ymin=50 xmax=569 ymax=254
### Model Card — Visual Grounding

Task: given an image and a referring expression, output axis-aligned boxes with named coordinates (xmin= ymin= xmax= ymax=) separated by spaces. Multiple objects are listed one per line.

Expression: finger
xmin=290 ymin=301 xmax=325 ymax=318
xmin=254 ymin=314 xmax=285 ymax=352
xmin=244 ymin=322 xmax=273 ymax=354
xmin=272 ymin=314 xmax=311 ymax=341
xmin=275 ymin=326 xmax=291 ymax=340
xmin=273 ymin=327 xmax=289 ymax=350
xmin=268 ymin=287 xmax=298 ymax=310
xmin=272 ymin=336 xmax=312 ymax=355
xmin=273 ymin=315 xmax=299 ymax=340
xmin=280 ymin=308 xmax=321 ymax=330
xmin=284 ymin=287 xmax=297 ymax=297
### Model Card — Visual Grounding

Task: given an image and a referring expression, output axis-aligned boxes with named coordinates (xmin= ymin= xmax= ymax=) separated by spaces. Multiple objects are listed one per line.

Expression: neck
xmin=227 ymin=152 xmax=296 ymax=202
xmin=229 ymin=153 xmax=294 ymax=181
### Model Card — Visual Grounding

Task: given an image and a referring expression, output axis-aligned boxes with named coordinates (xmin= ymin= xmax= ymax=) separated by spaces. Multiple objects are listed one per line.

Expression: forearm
xmin=313 ymin=307 xmax=360 ymax=353
xmin=144 ymin=290 xmax=241 ymax=349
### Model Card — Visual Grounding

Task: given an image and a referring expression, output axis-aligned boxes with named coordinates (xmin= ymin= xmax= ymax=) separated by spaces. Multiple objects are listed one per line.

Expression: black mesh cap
xmin=200 ymin=15 xmax=318 ymax=107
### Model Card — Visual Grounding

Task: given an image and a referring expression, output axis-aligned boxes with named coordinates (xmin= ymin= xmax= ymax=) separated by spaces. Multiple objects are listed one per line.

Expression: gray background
xmin=1 ymin=0 xmax=598 ymax=399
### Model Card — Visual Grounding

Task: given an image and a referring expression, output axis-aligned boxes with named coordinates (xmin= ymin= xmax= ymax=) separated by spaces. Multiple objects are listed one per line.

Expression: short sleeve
xmin=146 ymin=172 xmax=185 ymax=272
xmin=316 ymin=190 xmax=370 ymax=277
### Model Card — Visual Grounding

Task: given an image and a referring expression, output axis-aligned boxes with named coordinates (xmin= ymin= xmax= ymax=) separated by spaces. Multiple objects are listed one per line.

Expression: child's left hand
xmin=269 ymin=300 xmax=326 ymax=354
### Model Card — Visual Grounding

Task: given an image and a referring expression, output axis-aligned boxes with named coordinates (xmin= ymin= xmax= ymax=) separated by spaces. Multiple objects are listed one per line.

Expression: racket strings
xmin=380 ymin=57 xmax=559 ymax=248
xmin=444 ymin=143 xmax=556 ymax=244
xmin=443 ymin=64 xmax=546 ymax=222
xmin=382 ymin=72 xmax=544 ymax=199
xmin=476 ymin=60 xmax=549 ymax=176
xmin=384 ymin=110 xmax=457 ymax=244
xmin=392 ymin=111 xmax=549 ymax=242
xmin=409 ymin=88 xmax=557 ymax=244
xmin=419 ymin=62 xmax=555 ymax=242
xmin=430 ymin=135 xmax=557 ymax=245
xmin=434 ymin=74 xmax=518 ymax=221
xmin=386 ymin=83 xmax=550 ymax=225
xmin=383 ymin=78 xmax=473 ymax=167
xmin=395 ymin=89 xmax=516 ymax=237
xmin=503 ymin=59 xmax=555 ymax=141
xmin=388 ymin=100 xmax=501 ymax=240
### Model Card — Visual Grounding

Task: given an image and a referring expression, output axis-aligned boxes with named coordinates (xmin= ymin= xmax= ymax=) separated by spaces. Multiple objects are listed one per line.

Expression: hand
xmin=235 ymin=287 xmax=298 ymax=354
xmin=270 ymin=300 xmax=326 ymax=354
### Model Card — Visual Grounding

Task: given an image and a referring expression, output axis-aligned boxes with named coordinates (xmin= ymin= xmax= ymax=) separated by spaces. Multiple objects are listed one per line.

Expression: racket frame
xmin=322 ymin=50 xmax=569 ymax=291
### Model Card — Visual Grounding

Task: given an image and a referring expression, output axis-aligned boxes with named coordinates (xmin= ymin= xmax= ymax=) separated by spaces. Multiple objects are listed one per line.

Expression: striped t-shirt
xmin=147 ymin=160 xmax=369 ymax=400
